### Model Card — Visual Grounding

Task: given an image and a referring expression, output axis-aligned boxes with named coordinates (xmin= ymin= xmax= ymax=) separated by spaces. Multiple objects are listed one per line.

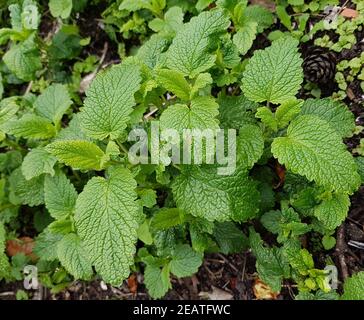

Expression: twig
xmin=336 ymin=225 xmax=349 ymax=280
xmin=217 ymin=254 xmax=239 ymax=273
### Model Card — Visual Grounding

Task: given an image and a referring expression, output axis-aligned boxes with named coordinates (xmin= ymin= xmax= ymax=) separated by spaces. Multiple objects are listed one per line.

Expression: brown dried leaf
xmin=127 ymin=273 xmax=138 ymax=294
xmin=253 ymin=278 xmax=279 ymax=300
xmin=6 ymin=236 xmax=37 ymax=261
xmin=340 ymin=8 xmax=359 ymax=19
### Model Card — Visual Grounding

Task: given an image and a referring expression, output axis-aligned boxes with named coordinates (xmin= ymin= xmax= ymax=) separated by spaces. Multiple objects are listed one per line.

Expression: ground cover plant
xmin=0 ymin=0 xmax=364 ymax=300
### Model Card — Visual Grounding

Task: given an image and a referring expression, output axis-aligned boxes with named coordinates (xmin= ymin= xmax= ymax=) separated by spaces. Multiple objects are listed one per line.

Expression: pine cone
xmin=303 ymin=48 xmax=336 ymax=84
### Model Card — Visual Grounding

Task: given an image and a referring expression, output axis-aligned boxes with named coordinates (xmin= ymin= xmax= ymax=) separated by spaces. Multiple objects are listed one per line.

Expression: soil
xmin=0 ymin=0 xmax=363 ymax=301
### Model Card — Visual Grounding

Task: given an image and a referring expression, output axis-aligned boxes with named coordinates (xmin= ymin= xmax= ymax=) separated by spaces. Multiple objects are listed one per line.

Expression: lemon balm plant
xmin=0 ymin=0 xmax=363 ymax=300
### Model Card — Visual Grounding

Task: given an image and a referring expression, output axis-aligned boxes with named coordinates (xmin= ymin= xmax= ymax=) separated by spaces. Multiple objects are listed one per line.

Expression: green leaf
xmin=172 ymin=165 xmax=260 ymax=222
xmin=237 ymin=124 xmax=264 ymax=169
xmin=166 ymin=9 xmax=230 ymax=77
xmin=3 ymin=35 xmax=41 ymax=81
xmin=0 ymin=99 xmax=20 ymax=126
xmin=80 ymin=64 xmax=141 ymax=140
xmin=136 ymin=35 xmax=168 ymax=69
xmin=55 ymin=114 xmax=90 ymax=141
xmin=272 ymin=115 xmax=361 ymax=193
xmin=74 ymin=167 xmax=139 ymax=285
xmin=150 ymin=208 xmax=184 ymax=230
xmin=144 ymin=261 xmax=171 ymax=299
xmin=314 ymin=193 xmax=350 ymax=230
xmin=275 ymin=99 xmax=303 ymax=129
xmin=34 ymin=84 xmax=72 ymax=124
xmin=9 ymin=168 xmax=44 ymax=206
xmin=157 ymin=69 xmax=191 ymax=100
xmin=213 ymin=222 xmax=248 ymax=254
xmin=57 ymin=233 xmax=93 ymax=280
xmin=44 ymin=172 xmax=78 ymax=220
xmin=138 ymin=189 xmax=157 ymax=208
xmin=169 ymin=244 xmax=203 ymax=277
xmin=49 ymin=0 xmax=73 ymax=19
xmin=149 ymin=6 xmax=184 ymax=38
xmin=46 ymin=140 xmax=106 ymax=171
xmin=218 ymin=94 xmax=257 ymax=129
xmin=242 ymin=5 xmax=274 ymax=33
xmin=249 ymin=229 xmax=290 ymax=292
xmin=341 ymin=272 xmax=364 ymax=300
xmin=4 ymin=115 xmax=56 ymax=139
xmin=356 ymin=157 xmax=364 ymax=184
xmin=301 ymin=98 xmax=355 ymax=138
xmin=241 ymin=37 xmax=303 ymax=104
xmin=160 ymin=96 xmax=219 ymax=132
xmin=21 ymin=148 xmax=57 ymax=180
xmin=34 ymin=229 xmax=63 ymax=261
xmin=233 ymin=21 xmax=257 ymax=55
xmin=256 ymin=107 xmax=277 ymax=131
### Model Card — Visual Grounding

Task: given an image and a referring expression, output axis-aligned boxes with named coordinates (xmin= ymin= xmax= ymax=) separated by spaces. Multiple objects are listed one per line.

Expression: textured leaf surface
xmin=4 ymin=114 xmax=56 ymax=139
xmin=342 ymin=272 xmax=364 ymax=300
xmin=9 ymin=168 xmax=44 ymax=206
xmin=249 ymin=229 xmax=290 ymax=292
xmin=34 ymin=84 xmax=72 ymax=124
xmin=314 ymin=193 xmax=350 ymax=230
xmin=160 ymin=97 xmax=219 ymax=132
xmin=57 ymin=233 xmax=93 ymax=280
xmin=218 ymin=95 xmax=257 ymax=129
xmin=0 ymin=99 xmax=19 ymax=125
xmin=21 ymin=148 xmax=57 ymax=180
xmin=34 ymin=229 xmax=62 ymax=261
xmin=169 ymin=244 xmax=203 ymax=277
xmin=49 ymin=0 xmax=73 ymax=19
xmin=272 ymin=115 xmax=360 ymax=193
xmin=157 ymin=69 xmax=191 ymax=100
xmin=166 ymin=10 xmax=230 ymax=77
xmin=233 ymin=21 xmax=257 ymax=55
xmin=144 ymin=262 xmax=171 ymax=299
xmin=74 ymin=167 xmax=139 ymax=285
xmin=237 ymin=124 xmax=264 ymax=169
xmin=46 ymin=140 xmax=106 ymax=171
xmin=172 ymin=166 xmax=260 ymax=222
xmin=301 ymin=98 xmax=355 ymax=138
xmin=3 ymin=35 xmax=41 ymax=81
xmin=80 ymin=64 xmax=141 ymax=140
xmin=241 ymin=37 xmax=303 ymax=104
xmin=44 ymin=172 xmax=78 ymax=220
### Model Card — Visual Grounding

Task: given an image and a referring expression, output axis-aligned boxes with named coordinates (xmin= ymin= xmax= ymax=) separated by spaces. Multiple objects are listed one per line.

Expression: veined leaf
xmin=46 ymin=140 xmax=106 ymax=171
xmin=166 ymin=9 xmax=230 ymax=77
xmin=74 ymin=167 xmax=139 ymax=285
xmin=157 ymin=69 xmax=191 ymax=100
xmin=172 ymin=165 xmax=260 ymax=222
xmin=272 ymin=115 xmax=360 ymax=193
xmin=241 ymin=36 xmax=303 ymax=104
xmin=44 ymin=172 xmax=78 ymax=220
xmin=21 ymin=147 xmax=57 ymax=180
xmin=160 ymin=96 xmax=219 ymax=132
xmin=57 ymin=233 xmax=93 ymax=280
xmin=34 ymin=84 xmax=72 ymax=124
xmin=4 ymin=114 xmax=56 ymax=139
xmin=80 ymin=64 xmax=141 ymax=140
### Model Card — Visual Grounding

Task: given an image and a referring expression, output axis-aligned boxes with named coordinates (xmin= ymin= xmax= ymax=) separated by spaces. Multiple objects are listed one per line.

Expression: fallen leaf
xmin=127 ymin=273 xmax=138 ymax=294
xmin=274 ymin=161 xmax=286 ymax=188
xmin=340 ymin=8 xmax=359 ymax=19
xmin=253 ymin=278 xmax=279 ymax=300
xmin=6 ymin=237 xmax=37 ymax=261
xmin=199 ymin=286 xmax=233 ymax=300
